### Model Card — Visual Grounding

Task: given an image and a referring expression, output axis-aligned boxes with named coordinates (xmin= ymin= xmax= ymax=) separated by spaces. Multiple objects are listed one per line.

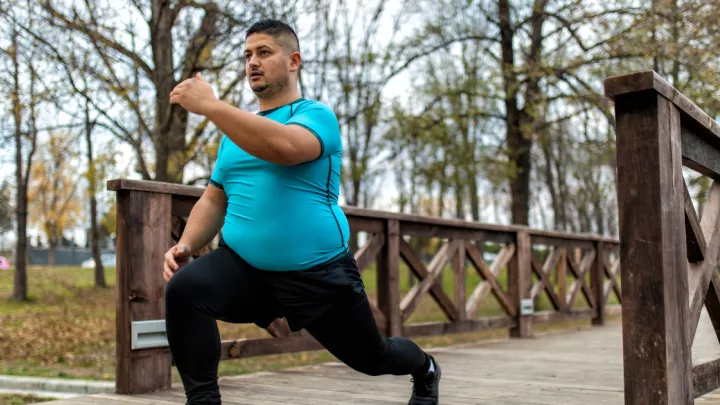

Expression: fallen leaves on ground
xmin=0 ymin=394 xmax=54 ymax=405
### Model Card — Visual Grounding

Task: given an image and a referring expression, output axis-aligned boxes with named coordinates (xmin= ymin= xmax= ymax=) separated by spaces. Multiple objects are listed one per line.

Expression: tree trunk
xmin=499 ymin=0 xmax=530 ymax=226
xmin=502 ymin=0 xmax=548 ymax=226
xmin=594 ymin=200 xmax=605 ymax=235
xmin=151 ymin=0 xmax=188 ymax=183
xmin=553 ymin=140 xmax=570 ymax=231
xmin=85 ymin=100 xmax=106 ymax=288
xmin=508 ymin=124 xmax=532 ymax=225
xmin=467 ymin=165 xmax=484 ymax=256
xmin=541 ymin=138 xmax=561 ymax=229
xmin=48 ymin=241 xmax=56 ymax=267
xmin=438 ymin=167 xmax=448 ymax=217
xmin=11 ymin=26 xmax=28 ymax=302
xmin=455 ymin=167 xmax=464 ymax=219
xmin=650 ymin=0 xmax=660 ymax=73
xmin=670 ymin=0 xmax=680 ymax=85
xmin=469 ymin=169 xmax=480 ymax=222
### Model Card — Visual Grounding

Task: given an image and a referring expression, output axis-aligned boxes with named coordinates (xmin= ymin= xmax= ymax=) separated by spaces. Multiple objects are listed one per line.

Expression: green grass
xmin=0 ymin=261 xmax=620 ymax=383
xmin=0 ymin=394 xmax=54 ymax=405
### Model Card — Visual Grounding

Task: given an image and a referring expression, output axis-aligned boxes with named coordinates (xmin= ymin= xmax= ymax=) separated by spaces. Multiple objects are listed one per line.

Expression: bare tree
xmin=410 ymin=0 xmax=641 ymax=225
xmin=81 ymin=62 xmax=105 ymax=287
xmin=37 ymin=0 xmax=281 ymax=182
xmin=2 ymin=3 xmax=40 ymax=300
xmin=301 ymin=0 xmax=422 ymax=208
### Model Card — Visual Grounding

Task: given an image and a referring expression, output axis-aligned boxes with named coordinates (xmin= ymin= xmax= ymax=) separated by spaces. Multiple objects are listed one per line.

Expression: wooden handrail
xmin=108 ymin=178 xmax=621 ymax=395
xmin=108 ymin=178 xmax=619 ymax=244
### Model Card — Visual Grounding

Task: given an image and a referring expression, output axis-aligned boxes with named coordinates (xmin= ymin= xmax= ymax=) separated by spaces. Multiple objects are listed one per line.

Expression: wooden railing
xmin=606 ymin=71 xmax=720 ymax=404
xmin=107 ymin=178 xmax=621 ymax=394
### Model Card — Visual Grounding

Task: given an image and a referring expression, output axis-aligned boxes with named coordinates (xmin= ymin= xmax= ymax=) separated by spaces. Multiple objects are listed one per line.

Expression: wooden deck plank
xmin=43 ymin=314 xmax=720 ymax=404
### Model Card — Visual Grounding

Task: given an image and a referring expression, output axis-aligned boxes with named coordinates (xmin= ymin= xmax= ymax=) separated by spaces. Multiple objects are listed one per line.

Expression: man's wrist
xmin=204 ymin=99 xmax=227 ymax=119
xmin=177 ymin=240 xmax=194 ymax=254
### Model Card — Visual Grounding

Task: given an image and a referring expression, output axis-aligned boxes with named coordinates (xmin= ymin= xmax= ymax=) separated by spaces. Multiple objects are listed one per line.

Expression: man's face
xmin=244 ymin=33 xmax=296 ymax=98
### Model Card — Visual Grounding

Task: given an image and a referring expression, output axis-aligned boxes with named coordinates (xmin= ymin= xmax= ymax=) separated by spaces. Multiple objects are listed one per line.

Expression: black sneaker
xmin=408 ymin=354 xmax=441 ymax=405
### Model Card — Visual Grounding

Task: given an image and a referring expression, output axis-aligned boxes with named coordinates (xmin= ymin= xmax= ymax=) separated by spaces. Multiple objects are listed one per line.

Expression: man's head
xmin=244 ymin=19 xmax=301 ymax=98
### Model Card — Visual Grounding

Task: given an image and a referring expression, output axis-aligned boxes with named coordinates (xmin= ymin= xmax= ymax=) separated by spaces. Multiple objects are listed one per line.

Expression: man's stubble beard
xmin=252 ymin=72 xmax=290 ymax=99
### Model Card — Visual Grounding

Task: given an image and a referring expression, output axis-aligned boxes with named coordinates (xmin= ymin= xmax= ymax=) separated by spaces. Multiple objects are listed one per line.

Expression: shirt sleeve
xmin=286 ymin=103 xmax=341 ymax=160
xmin=209 ymin=136 xmax=225 ymax=189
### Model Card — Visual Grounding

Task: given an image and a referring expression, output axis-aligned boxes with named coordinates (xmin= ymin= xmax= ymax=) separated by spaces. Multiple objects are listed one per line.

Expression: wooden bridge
xmin=37 ymin=315 xmax=720 ymax=404
xmin=43 ymin=71 xmax=720 ymax=404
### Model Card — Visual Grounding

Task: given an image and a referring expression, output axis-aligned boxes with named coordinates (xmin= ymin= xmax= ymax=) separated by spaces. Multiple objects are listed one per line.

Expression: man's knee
xmin=343 ymin=340 xmax=389 ymax=376
xmin=165 ymin=263 xmax=203 ymax=305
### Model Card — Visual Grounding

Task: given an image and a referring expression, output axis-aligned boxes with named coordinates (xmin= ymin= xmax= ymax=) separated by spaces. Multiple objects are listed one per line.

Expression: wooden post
xmin=591 ymin=241 xmax=605 ymax=326
xmin=377 ymin=219 xmax=401 ymax=336
xmin=611 ymin=86 xmax=693 ymax=404
xmin=115 ymin=190 xmax=173 ymax=394
xmin=509 ymin=231 xmax=532 ymax=338
xmin=453 ymin=242 xmax=467 ymax=322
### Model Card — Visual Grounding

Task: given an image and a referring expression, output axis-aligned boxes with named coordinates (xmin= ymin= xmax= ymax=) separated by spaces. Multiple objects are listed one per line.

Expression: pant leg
xmin=165 ymin=244 xmax=280 ymax=405
xmin=302 ymin=258 xmax=428 ymax=377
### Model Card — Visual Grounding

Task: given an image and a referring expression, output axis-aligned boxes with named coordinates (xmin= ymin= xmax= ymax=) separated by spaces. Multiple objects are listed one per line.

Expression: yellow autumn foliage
xmin=28 ymin=132 xmax=85 ymax=248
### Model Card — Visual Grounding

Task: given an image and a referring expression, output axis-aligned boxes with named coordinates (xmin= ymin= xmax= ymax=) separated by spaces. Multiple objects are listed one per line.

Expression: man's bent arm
xmin=178 ymin=184 xmax=227 ymax=254
xmin=205 ymin=100 xmax=320 ymax=166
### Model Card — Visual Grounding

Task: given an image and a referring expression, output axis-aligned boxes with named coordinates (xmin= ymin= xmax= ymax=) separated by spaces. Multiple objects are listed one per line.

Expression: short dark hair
xmin=246 ymin=19 xmax=300 ymax=54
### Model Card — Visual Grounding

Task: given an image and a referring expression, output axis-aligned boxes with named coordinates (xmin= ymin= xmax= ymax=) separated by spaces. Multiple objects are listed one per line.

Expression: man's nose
xmin=246 ymin=54 xmax=260 ymax=68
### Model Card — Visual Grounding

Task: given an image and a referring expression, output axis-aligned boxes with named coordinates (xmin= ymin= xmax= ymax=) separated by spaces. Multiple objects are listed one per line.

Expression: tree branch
xmin=82 ymin=3 xmax=153 ymax=140
xmin=381 ymin=35 xmax=501 ymax=88
xmin=94 ymin=122 xmax=151 ymax=179
xmin=40 ymin=0 xmax=154 ymax=76
xmin=179 ymin=2 xmax=219 ymax=80
xmin=16 ymin=21 xmax=142 ymax=148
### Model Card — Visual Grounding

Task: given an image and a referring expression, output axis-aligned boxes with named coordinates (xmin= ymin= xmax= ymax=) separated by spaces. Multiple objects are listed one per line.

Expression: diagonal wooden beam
xmin=566 ymin=250 xmax=596 ymax=309
xmin=608 ymin=259 xmax=621 ymax=301
xmin=466 ymin=242 xmax=516 ymax=317
xmin=603 ymin=259 xmax=621 ymax=304
xmin=529 ymin=248 xmax=562 ymax=301
xmin=354 ymin=232 xmax=385 ymax=271
xmin=400 ymin=240 xmax=460 ymax=321
xmin=684 ymin=179 xmax=707 ymax=263
xmin=530 ymin=256 xmax=564 ymax=311
xmin=399 ymin=240 xmax=458 ymax=322
xmin=529 ymin=248 xmax=559 ymax=298
xmin=465 ymin=244 xmax=515 ymax=317
xmin=689 ymin=182 xmax=720 ymax=342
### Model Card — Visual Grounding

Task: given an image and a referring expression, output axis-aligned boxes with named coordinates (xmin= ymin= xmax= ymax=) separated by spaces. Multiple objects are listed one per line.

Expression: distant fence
xmin=28 ymin=247 xmax=115 ymax=266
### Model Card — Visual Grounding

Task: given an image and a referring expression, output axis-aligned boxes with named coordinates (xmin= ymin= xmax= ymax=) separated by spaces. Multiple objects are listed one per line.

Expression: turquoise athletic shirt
xmin=209 ymin=98 xmax=350 ymax=271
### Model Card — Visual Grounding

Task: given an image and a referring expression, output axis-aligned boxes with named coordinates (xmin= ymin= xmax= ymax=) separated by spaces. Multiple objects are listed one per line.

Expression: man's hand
xmin=169 ymin=73 xmax=218 ymax=116
xmin=164 ymin=244 xmax=192 ymax=282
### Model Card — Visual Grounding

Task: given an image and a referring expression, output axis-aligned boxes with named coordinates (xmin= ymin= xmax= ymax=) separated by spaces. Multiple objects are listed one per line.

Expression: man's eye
xmin=261 ymin=50 xmax=269 ymax=55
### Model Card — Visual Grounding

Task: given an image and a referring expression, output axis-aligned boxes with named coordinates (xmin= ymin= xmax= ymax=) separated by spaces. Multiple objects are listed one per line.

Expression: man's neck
xmin=258 ymin=90 xmax=303 ymax=112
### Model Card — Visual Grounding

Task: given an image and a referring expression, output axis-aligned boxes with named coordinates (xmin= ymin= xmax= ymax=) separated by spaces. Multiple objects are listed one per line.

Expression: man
xmin=164 ymin=19 xmax=441 ymax=405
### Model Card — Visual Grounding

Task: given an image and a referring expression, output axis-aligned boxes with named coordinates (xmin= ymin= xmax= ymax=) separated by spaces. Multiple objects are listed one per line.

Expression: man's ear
xmin=290 ymin=51 xmax=302 ymax=72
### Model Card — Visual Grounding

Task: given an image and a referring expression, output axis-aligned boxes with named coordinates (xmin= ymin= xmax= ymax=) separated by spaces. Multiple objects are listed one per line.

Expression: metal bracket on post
xmin=520 ymin=299 xmax=535 ymax=315
xmin=131 ymin=320 xmax=169 ymax=350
